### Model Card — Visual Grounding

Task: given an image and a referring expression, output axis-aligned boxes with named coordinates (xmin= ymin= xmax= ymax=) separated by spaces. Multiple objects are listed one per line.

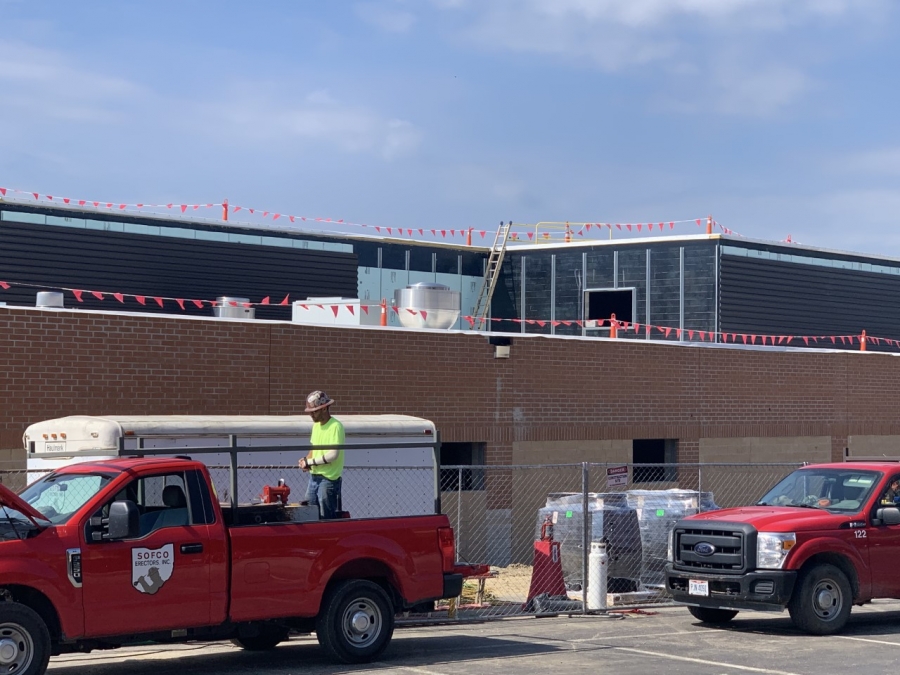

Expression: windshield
xmin=17 ymin=473 xmax=114 ymax=524
xmin=757 ymin=468 xmax=880 ymax=513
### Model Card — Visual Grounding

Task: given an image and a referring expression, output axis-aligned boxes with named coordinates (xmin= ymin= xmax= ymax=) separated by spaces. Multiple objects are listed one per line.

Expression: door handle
xmin=180 ymin=543 xmax=204 ymax=554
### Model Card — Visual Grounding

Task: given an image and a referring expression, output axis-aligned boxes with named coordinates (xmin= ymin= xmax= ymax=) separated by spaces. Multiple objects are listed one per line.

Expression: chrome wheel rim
xmin=341 ymin=597 xmax=382 ymax=649
xmin=812 ymin=578 xmax=843 ymax=621
xmin=0 ymin=622 xmax=34 ymax=674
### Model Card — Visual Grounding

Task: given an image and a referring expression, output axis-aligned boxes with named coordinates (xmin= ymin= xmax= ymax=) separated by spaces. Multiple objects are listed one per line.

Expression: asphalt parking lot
xmin=49 ymin=601 xmax=900 ymax=675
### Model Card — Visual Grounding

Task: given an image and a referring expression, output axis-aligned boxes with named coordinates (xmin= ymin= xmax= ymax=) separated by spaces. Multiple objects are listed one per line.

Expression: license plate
xmin=689 ymin=579 xmax=709 ymax=596
xmin=44 ymin=442 xmax=66 ymax=453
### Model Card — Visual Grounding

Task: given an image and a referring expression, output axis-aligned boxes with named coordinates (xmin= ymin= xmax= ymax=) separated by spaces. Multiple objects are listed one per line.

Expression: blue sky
xmin=2 ymin=1 xmax=899 ymax=254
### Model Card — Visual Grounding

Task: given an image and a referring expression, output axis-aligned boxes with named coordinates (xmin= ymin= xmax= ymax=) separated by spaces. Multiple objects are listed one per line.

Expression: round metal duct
xmin=393 ymin=282 xmax=460 ymax=329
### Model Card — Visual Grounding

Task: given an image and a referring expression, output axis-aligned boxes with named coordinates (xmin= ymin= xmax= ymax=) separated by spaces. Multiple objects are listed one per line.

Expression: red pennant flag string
xmin=391 ymin=306 xmax=399 ymax=314
xmin=153 ymin=297 xmax=163 ymax=308
xmin=176 ymin=299 xmax=185 ymax=310
xmin=0 ymin=281 xmax=9 ymax=290
xmin=0 ymin=187 xmax=6 ymax=196
xmin=192 ymin=299 xmax=203 ymax=309
xmin=135 ymin=295 xmax=146 ymax=305
xmin=113 ymin=292 xmax=125 ymax=303
xmin=260 ymin=296 xmax=270 ymax=305
xmin=331 ymin=305 xmax=339 ymax=317
xmin=347 ymin=305 xmax=355 ymax=316
xmin=91 ymin=291 xmax=104 ymax=301
xmin=72 ymin=290 xmax=84 ymax=302
xmin=420 ymin=310 xmax=427 ymax=321
xmin=280 ymin=294 xmax=290 ymax=305
xmin=361 ymin=305 xmax=369 ymax=314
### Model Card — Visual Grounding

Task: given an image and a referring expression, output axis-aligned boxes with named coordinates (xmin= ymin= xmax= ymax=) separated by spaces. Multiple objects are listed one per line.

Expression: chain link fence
xmin=1 ymin=461 xmax=801 ymax=620
xmin=438 ymin=462 xmax=801 ymax=618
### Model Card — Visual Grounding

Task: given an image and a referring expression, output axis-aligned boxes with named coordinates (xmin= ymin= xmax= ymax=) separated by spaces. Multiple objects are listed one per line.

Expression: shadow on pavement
xmin=50 ymin=633 xmax=567 ymax=675
xmin=683 ymin=608 xmax=900 ymax=638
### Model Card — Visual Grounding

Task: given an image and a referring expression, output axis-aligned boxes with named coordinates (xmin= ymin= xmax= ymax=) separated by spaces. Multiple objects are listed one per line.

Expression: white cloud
xmin=837 ymin=148 xmax=900 ymax=176
xmin=0 ymin=40 xmax=144 ymax=124
xmin=355 ymin=2 xmax=416 ymax=33
xmin=207 ymin=89 xmax=423 ymax=160
xmin=439 ymin=0 xmax=890 ymax=116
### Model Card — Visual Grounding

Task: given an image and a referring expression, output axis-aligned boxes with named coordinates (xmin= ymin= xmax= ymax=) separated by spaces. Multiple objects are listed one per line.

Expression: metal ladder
xmin=471 ymin=221 xmax=512 ymax=329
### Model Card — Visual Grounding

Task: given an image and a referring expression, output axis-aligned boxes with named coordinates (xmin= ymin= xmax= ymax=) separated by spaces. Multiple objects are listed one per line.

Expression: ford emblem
xmin=694 ymin=542 xmax=716 ymax=557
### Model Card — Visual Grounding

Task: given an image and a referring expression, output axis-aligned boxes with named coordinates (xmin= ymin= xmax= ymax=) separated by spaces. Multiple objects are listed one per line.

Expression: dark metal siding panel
xmin=720 ymin=254 xmax=900 ymax=343
xmin=0 ymin=218 xmax=357 ymax=320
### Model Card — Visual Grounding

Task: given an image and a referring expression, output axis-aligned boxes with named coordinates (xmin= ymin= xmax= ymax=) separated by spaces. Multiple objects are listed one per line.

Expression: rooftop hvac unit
xmin=394 ymin=282 xmax=460 ymax=330
xmin=213 ymin=296 xmax=255 ymax=319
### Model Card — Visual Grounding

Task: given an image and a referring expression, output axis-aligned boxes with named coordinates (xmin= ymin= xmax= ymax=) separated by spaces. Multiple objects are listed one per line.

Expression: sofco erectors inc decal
xmin=132 ymin=544 xmax=174 ymax=595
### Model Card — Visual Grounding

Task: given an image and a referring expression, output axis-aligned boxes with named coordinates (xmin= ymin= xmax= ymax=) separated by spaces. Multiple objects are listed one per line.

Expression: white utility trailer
xmin=23 ymin=415 xmax=440 ymax=519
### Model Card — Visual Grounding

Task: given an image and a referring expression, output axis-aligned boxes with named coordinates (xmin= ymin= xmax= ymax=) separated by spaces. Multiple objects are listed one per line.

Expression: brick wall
xmin=2 ymin=307 xmax=898 ymax=468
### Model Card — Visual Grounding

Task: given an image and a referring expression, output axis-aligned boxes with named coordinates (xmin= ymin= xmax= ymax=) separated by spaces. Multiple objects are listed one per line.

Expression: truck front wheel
xmin=688 ymin=606 xmax=738 ymax=624
xmin=316 ymin=580 xmax=395 ymax=664
xmin=788 ymin=564 xmax=852 ymax=635
xmin=0 ymin=602 xmax=51 ymax=675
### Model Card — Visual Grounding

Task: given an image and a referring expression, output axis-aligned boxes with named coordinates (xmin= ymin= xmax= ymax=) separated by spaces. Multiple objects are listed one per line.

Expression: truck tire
xmin=315 ymin=580 xmax=395 ymax=664
xmin=230 ymin=627 xmax=290 ymax=651
xmin=788 ymin=564 xmax=852 ymax=635
xmin=688 ymin=606 xmax=738 ymax=624
xmin=0 ymin=602 xmax=51 ymax=675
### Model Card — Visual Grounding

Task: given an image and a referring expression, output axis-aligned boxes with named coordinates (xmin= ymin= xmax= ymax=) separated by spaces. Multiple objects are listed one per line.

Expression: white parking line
xmin=835 ymin=635 xmax=900 ymax=647
xmin=609 ymin=646 xmax=802 ymax=675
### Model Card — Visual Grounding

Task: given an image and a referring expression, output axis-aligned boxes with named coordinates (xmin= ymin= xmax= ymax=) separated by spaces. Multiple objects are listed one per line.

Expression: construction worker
xmin=298 ymin=391 xmax=345 ymax=518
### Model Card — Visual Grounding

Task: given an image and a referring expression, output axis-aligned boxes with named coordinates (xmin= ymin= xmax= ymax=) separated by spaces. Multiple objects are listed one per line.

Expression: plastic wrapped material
xmin=625 ymin=489 xmax=718 ymax=587
xmin=534 ymin=493 xmax=642 ymax=593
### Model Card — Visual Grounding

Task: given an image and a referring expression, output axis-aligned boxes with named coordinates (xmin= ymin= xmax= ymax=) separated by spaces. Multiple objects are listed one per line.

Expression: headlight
xmin=667 ymin=529 xmax=674 ymax=563
xmin=757 ymin=532 xmax=796 ymax=569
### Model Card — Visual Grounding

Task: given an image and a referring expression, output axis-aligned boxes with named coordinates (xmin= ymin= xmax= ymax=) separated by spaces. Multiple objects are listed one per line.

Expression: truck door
xmin=80 ymin=470 xmax=215 ymax=636
xmin=867 ymin=473 xmax=900 ymax=598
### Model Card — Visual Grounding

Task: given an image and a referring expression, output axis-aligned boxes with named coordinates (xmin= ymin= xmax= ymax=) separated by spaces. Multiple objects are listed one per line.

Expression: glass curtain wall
xmin=497 ymin=242 xmax=717 ymax=340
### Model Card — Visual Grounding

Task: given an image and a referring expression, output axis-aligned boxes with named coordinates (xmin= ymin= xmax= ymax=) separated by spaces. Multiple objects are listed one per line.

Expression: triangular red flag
xmin=637 ymin=223 xmax=643 ymax=232
xmin=0 ymin=281 xmax=9 ymax=290
xmin=273 ymin=214 xmax=280 ymax=221
xmin=391 ymin=306 xmax=399 ymax=314
xmin=154 ymin=297 xmax=164 ymax=308
xmin=664 ymin=327 xmax=671 ymax=337
xmin=135 ymin=295 xmax=146 ymax=305
xmin=113 ymin=292 xmax=124 ymax=303
xmin=347 ymin=305 xmax=355 ymax=316
xmin=192 ymin=300 xmax=203 ymax=309
xmin=176 ymin=299 xmax=185 ymax=310
xmin=465 ymin=316 xmax=475 ymax=329
xmin=331 ymin=305 xmax=339 ymax=317
xmin=420 ymin=310 xmax=427 ymax=321
xmin=669 ymin=222 xmax=674 ymax=229
xmin=361 ymin=305 xmax=369 ymax=314
xmin=119 ymin=204 xmax=126 ymax=210
xmin=633 ymin=322 xmax=641 ymax=332
xmin=688 ymin=330 xmax=694 ymax=340
xmin=440 ymin=230 xmax=446 ymax=237
xmin=626 ymin=224 xmax=632 ymax=231
xmin=229 ymin=301 xmax=238 ymax=307
xmin=676 ymin=328 xmax=682 ymax=338
xmin=552 ymin=321 xmax=561 ymax=327
xmin=696 ymin=219 xmax=702 ymax=226
xmin=450 ymin=229 xmax=456 ymax=236
xmin=480 ymin=231 xmax=486 ymax=238
xmin=280 ymin=294 xmax=290 ymax=305
xmin=72 ymin=290 xmax=83 ymax=302
xmin=260 ymin=297 xmax=270 ymax=305
xmin=180 ymin=205 xmax=187 ymax=213
xmin=33 ymin=192 xmax=39 ymax=200
xmin=536 ymin=320 xmax=546 ymax=327
xmin=78 ymin=200 xmax=85 ymax=206
xmin=299 ymin=304 xmax=308 ymax=310
xmin=0 ymin=187 xmax=6 ymax=196
xmin=742 ymin=335 xmax=748 ymax=344
xmin=616 ymin=223 xmax=622 ymax=230
xmin=418 ymin=229 xmax=424 ymax=236
xmin=387 ymin=228 xmax=393 ymax=235
xmin=91 ymin=291 xmax=104 ymax=301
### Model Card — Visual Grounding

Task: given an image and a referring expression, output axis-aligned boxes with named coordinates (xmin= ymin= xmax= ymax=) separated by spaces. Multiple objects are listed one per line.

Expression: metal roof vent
xmin=213 ymin=296 xmax=255 ymax=319
xmin=36 ymin=291 xmax=64 ymax=308
xmin=394 ymin=282 xmax=460 ymax=329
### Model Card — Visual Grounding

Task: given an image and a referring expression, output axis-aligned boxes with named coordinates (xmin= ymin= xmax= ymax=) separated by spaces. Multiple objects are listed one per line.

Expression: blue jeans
xmin=305 ymin=473 xmax=342 ymax=519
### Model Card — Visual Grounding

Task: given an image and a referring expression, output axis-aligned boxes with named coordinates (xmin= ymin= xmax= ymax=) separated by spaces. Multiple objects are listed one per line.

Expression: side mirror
xmin=107 ymin=500 xmax=140 ymax=540
xmin=876 ymin=507 xmax=900 ymax=526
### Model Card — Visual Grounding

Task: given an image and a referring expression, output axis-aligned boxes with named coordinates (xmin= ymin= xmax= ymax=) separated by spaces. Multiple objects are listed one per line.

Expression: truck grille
xmin=674 ymin=525 xmax=748 ymax=573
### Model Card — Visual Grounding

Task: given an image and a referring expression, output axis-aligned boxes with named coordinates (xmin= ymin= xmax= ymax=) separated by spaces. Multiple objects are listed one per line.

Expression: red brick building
xmin=3 ymin=305 xmax=898 ymax=472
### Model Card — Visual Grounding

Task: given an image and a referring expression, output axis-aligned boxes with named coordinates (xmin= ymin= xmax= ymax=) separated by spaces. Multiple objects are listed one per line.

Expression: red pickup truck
xmin=666 ymin=462 xmax=900 ymax=635
xmin=0 ymin=456 xmax=469 ymax=675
